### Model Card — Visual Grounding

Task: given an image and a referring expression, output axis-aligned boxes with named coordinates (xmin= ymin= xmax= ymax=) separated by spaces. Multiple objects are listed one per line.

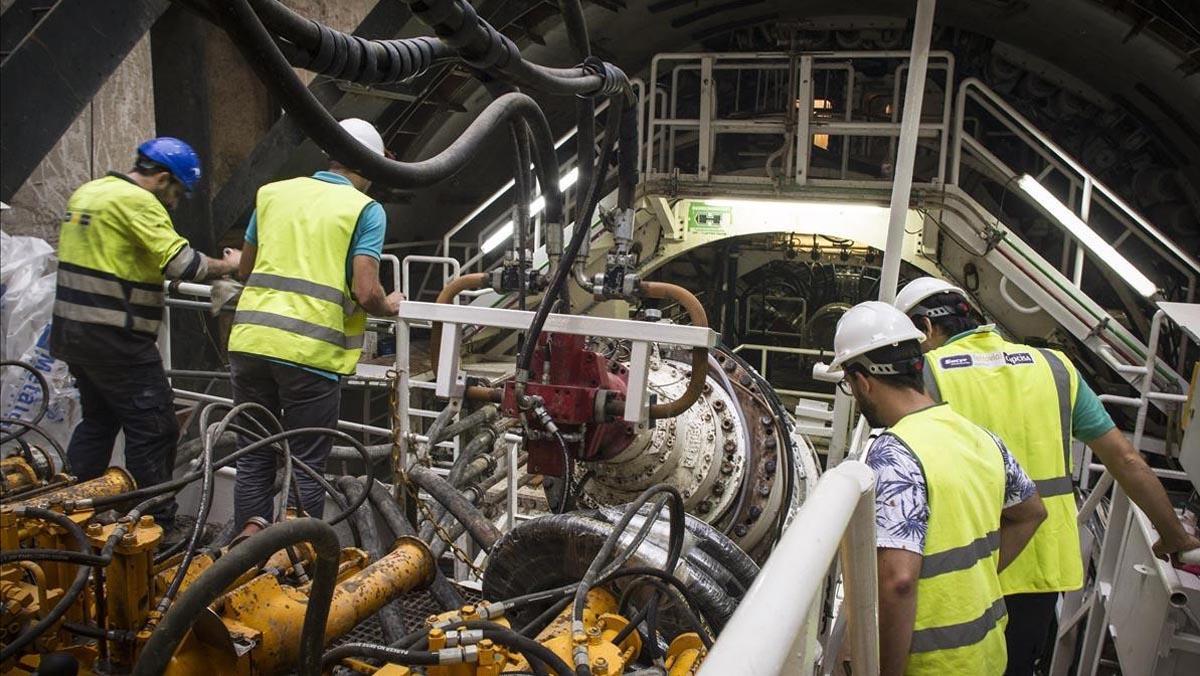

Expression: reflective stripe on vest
xmin=926 ymin=328 xmax=1083 ymax=594
xmin=52 ymin=175 xmax=183 ymax=338
xmin=889 ymin=404 xmax=1008 ymax=675
xmin=228 ymin=176 xmax=372 ymax=375
xmin=53 ymin=262 xmax=164 ymax=336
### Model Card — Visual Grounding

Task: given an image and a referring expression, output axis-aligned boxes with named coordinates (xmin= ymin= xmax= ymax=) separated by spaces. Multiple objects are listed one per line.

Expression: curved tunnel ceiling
xmin=387 ymin=0 xmax=1199 ymax=246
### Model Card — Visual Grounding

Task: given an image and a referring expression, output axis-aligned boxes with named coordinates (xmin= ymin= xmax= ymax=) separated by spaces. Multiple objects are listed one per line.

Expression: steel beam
xmin=0 ymin=0 xmax=170 ymax=202
xmin=151 ymin=4 xmax=216 ymax=254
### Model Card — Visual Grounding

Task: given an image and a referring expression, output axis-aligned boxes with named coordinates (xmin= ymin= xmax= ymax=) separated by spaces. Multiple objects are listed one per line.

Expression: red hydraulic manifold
xmin=500 ymin=333 xmax=638 ymax=476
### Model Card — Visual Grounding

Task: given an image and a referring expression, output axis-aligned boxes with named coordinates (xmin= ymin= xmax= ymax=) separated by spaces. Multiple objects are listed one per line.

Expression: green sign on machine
xmin=687 ymin=203 xmax=732 ymax=235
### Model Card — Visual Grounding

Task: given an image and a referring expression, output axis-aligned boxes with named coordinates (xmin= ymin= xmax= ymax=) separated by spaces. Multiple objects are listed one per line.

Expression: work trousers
xmin=230 ymin=353 xmax=340 ymax=528
xmin=1004 ymin=591 xmax=1060 ymax=676
xmin=65 ymin=361 xmax=178 ymax=522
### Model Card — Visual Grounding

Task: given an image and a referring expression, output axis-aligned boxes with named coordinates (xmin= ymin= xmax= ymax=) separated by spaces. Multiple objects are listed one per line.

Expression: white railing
xmin=700 ymin=460 xmax=878 ymax=675
xmin=645 ymin=51 xmax=955 ymax=188
xmin=732 ymin=343 xmax=834 ymax=401
xmin=950 ymin=77 xmax=1198 ymax=304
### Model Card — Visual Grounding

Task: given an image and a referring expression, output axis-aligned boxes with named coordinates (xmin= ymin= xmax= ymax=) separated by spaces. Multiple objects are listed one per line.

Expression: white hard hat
xmin=339 ymin=118 xmax=386 ymax=157
xmin=829 ymin=301 xmax=926 ymax=369
xmin=894 ymin=276 xmax=967 ymax=316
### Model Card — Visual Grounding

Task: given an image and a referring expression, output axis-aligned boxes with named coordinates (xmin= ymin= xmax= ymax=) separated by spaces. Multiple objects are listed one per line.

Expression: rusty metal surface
xmin=12 ymin=467 xmax=135 ymax=510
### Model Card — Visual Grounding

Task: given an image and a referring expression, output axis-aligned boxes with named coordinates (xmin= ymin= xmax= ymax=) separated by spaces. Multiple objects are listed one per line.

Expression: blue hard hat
xmin=136 ymin=137 xmax=202 ymax=193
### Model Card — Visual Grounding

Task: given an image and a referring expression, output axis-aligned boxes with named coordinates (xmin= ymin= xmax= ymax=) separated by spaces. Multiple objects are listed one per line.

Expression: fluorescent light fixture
xmin=481 ymin=220 xmax=514 ymax=254
xmin=484 ymin=168 xmax=583 ymax=249
xmin=1017 ymin=175 xmax=1157 ymax=297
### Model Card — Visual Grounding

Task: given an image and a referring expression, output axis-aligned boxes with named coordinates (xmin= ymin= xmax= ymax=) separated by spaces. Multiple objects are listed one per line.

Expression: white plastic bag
xmin=1 ymin=230 xmax=79 ymax=460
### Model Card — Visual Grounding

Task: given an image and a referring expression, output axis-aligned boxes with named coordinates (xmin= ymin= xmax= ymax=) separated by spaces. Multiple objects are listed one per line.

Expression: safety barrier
xmin=700 ymin=460 xmax=878 ymax=674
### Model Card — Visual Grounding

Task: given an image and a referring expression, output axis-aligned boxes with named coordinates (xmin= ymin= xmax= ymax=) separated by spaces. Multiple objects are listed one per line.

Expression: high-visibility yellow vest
xmin=925 ymin=327 xmax=1082 ymax=594
xmin=228 ymin=177 xmax=372 ymax=375
xmin=53 ymin=174 xmax=187 ymax=338
xmin=889 ymin=404 xmax=1009 ymax=676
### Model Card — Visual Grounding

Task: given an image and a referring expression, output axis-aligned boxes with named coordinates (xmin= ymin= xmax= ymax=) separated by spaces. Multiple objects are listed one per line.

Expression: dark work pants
xmin=1004 ymin=591 xmax=1059 ymax=676
xmin=66 ymin=361 xmax=179 ymax=522
xmin=230 ymin=353 xmax=340 ymax=528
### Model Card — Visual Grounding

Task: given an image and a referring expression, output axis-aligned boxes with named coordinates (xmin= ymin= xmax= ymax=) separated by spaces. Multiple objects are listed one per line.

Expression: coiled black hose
xmin=133 ymin=518 xmax=341 ymax=676
xmin=250 ymin=0 xmax=452 ymax=83
xmin=222 ymin=0 xmax=566 ymax=209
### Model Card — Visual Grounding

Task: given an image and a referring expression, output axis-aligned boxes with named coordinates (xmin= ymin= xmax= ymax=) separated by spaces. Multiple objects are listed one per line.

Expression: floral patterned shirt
xmin=864 ymin=430 xmax=1036 ymax=554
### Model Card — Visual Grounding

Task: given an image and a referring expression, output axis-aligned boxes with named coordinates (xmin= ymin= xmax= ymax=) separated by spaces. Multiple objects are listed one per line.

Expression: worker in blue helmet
xmin=50 ymin=137 xmax=241 ymax=533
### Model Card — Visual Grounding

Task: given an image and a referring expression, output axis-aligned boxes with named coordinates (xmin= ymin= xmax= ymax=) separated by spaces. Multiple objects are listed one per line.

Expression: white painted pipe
xmin=700 ymin=461 xmax=876 ymax=675
xmin=878 ymin=0 xmax=937 ymax=304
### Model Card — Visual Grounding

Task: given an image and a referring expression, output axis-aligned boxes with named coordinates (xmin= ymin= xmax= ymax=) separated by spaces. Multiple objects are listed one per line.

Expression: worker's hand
xmin=385 ymin=289 xmax=405 ymax=315
xmin=1152 ymin=532 xmax=1200 ymax=562
xmin=222 ymin=247 xmax=242 ymax=269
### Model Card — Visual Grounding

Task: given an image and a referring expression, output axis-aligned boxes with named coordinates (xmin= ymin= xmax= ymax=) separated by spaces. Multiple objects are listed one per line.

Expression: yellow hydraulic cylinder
xmin=13 ymin=467 xmax=135 ymax=510
xmin=218 ymin=536 xmax=435 ymax=675
xmin=91 ymin=516 xmax=163 ymax=669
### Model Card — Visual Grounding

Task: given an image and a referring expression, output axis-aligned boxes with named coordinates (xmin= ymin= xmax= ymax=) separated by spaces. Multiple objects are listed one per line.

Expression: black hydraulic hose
xmin=365 ymin=479 xmax=466 ymax=610
xmin=223 ymin=0 xmax=565 ymax=206
xmin=617 ymin=575 xmax=714 ymax=648
xmin=336 ymin=476 xmax=406 ymax=645
xmin=250 ymin=0 xmax=452 ymax=83
xmin=515 ymin=96 xmax=624 ymax=376
xmin=405 ymin=619 xmax=572 ymax=676
xmin=558 ymin=0 xmax=594 ymax=311
xmin=400 ymin=0 xmax=615 ymax=96
xmin=512 ymin=123 xmax=531 ymax=312
xmin=616 ymin=101 xmax=639 ymax=209
xmin=88 ymin=426 xmax=372 ymax=511
xmin=436 ymin=405 xmax=499 ymax=444
xmin=133 ymin=518 xmax=341 ymax=676
xmin=571 ymin=486 xmax=684 ymax=675
xmin=419 ymin=402 xmax=459 ymax=456
xmin=322 ymin=643 xmax=440 ymax=668
xmin=0 ymin=360 xmax=49 ymax=442
xmin=0 ymin=418 xmax=69 ymax=472
xmin=408 ymin=464 xmax=500 ymax=550
xmin=160 ymin=402 xmax=282 ymax=616
xmin=0 ymin=508 xmax=119 ymax=661
xmin=518 ymin=594 xmax=573 ymax=637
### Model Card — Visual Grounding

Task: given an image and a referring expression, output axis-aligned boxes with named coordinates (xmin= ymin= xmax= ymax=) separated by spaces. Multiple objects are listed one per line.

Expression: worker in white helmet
xmin=894 ymin=276 xmax=1199 ymax=675
xmin=831 ymin=301 xmax=1047 ymax=676
xmin=227 ymin=118 xmax=403 ymax=540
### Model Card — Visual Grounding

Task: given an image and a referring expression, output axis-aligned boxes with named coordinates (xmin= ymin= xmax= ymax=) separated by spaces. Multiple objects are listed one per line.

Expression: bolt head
xmin=749 ymin=506 xmax=763 ymax=520
xmin=86 ymin=523 xmax=103 ymax=536
xmin=734 ymin=524 xmax=749 ymax=537
xmin=138 ymin=515 xmax=155 ymax=528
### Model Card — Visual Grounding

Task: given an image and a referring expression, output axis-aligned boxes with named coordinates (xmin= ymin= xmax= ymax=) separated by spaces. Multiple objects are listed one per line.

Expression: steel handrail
xmin=951 ymin=77 xmax=1199 ymax=279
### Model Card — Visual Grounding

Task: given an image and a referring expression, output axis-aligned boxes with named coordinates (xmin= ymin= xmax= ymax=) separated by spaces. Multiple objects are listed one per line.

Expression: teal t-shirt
xmin=943 ymin=327 xmax=1115 ymax=442
xmin=243 ymin=171 xmax=387 ymax=380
